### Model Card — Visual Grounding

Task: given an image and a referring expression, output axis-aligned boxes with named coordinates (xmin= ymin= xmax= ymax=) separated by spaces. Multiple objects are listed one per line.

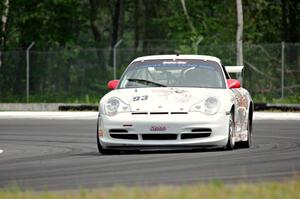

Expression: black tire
xmin=96 ymin=117 xmax=119 ymax=155
xmin=226 ymin=112 xmax=235 ymax=150
xmin=97 ymin=134 xmax=106 ymax=154
xmin=239 ymin=114 xmax=252 ymax=148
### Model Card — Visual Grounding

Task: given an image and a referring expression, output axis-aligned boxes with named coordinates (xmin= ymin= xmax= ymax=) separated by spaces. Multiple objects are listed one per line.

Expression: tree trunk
xmin=287 ymin=0 xmax=298 ymax=42
xmin=281 ymin=0 xmax=299 ymax=67
xmin=281 ymin=0 xmax=287 ymax=41
xmin=283 ymin=0 xmax=299 ymax=87
xmin=282 ymin=0 xmax=299 ymax=42
xmin=134 ymin=0 xmax=140 ymax=50
xmin=180 ymin=0 xmax=196 ymax=34
xmin=180 ymin=0 xmax=202 ymax=54
xmin=88 ymin=0 xmax=107 ymax=75
xmin=111 ymin=0 xmax=122 ymax=49
xmin=134 ymin=0 xmax=146 ymax=51
xmin=0 ymin=0 xmax=10 ymax=68
xmin=110 ymin=0 xmax=124 ymax=66
xmin=137 ymin=0 xmax=145 ymax=52
xmin=236 ymin=0 xmax=243 ymax=82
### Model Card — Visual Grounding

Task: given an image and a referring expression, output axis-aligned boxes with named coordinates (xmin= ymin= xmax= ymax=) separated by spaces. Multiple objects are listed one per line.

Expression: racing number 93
xmin=132 ymin=95 xmax=148 ymax=101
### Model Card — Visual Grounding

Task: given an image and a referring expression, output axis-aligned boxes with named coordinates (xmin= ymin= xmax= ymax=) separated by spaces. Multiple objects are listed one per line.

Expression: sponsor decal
xmin=150 ymin=125 xmax=167 ymax=131
xmin=163 ymin=61 xmax=187 ymax=64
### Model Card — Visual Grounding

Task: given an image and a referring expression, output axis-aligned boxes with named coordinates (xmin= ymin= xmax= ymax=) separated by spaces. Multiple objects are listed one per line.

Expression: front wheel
xmin=96 ymin=117 xmax=119 ymax=155
xmin=226 ymin=112 xmax=235 ymax=150
xmin=239 ymin=115 xmax=252 ymax=148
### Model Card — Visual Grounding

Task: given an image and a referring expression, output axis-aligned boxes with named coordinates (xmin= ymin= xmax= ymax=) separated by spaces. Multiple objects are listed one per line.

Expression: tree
xmin=0 ymin=0 xmax=10 ymax=68
xmin=88 ymin=0 xmax=107 ymax=75
xmin=180 ymin=0 xmax=203 ymax=53
xmin=281 ymin=0 xmax=300 ymax=43
xmin=111 ymin=0 xmax=124 ymax=49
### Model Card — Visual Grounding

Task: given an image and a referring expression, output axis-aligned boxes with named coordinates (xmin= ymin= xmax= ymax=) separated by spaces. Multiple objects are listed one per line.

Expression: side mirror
xmin=227 ymin=79 xmax=241 ymax=89
xmin=107 ymin=80 xmax=120 ymax=90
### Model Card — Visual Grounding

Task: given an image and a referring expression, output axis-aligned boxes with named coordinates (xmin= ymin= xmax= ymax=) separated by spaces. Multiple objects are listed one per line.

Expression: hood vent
xmin=171 ymin=112 xmax=188 ymax=114
xmin=150 ymin=112 xmax=168 ymax=115
xmin=132 ymin=112 xmax=148 ymax=115
xmin=132 ymin=112 xmax=188 ymax=115
xmin=131 ymin=112 xmax=188 ymax=115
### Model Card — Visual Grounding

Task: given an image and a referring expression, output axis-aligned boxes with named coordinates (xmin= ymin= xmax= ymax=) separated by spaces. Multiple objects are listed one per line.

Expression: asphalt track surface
xmin=0 ymin=118 xmax=300 ymax=190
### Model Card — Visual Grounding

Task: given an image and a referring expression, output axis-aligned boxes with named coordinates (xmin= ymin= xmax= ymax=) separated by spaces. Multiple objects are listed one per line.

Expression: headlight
xmin=104 ymin=97 xmax=130 ymax=116
xmin=190 ymin=96 xmax=220 ymax=115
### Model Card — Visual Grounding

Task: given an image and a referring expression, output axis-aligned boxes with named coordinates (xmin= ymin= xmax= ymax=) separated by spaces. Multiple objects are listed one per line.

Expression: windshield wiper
xmin=127 ymin=78 xmax=166 ymax=87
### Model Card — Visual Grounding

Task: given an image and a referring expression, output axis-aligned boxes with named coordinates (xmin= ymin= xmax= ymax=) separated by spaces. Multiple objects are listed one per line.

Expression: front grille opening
xmin=181 ymin=133 xmax=211 ymax=139
xmin=191 ymin=128 xmax=212 ymax=132
xmin=110 ymin=134 xmax=138 ymax=140
xmin=132 ymin=112 xmax=148 ymax=115
xmin=171 ymin=112 xmax=188 ymax=114
xmin=142 ymin=134 xmax=177 ymax=140
xmin=150 ymin=112 xmax=169 ymax=115
xmin=109 ymin=129 xmax=128 ymax=133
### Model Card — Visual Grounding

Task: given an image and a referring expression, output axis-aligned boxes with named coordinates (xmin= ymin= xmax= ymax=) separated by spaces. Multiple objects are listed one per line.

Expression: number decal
xmin=132 ymin=95 xmax=148 ymax=101
xmin=141 ymin=95 xmax=148 ymax=101
xmin=132 ymin=96 xmax=140 ymax=101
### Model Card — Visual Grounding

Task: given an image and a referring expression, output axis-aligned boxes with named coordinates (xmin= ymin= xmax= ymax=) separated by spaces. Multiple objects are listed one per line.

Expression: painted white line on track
xmin=0 ymin=149 xmax=3 ymax=154
xmin=0 ymin=112 xmax=98 ymax=120
xmin=254 ymin=112 xmax=300 ymax=120
xmin=0 ymin=111 xmax=299 ymax=120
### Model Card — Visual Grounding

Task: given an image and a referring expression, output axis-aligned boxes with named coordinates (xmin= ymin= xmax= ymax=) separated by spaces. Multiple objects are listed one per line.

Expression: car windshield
xmin=119 ymin=59 xmax=226 ymax=89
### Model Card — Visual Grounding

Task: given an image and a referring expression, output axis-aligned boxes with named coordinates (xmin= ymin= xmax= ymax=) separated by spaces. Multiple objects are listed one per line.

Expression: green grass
xmin=0 ymin=94 xmax=102 ymax=104
xmin=1 ymin=91 xmax=300 ymax=104
xmin=1 ymin=96 xmax=299 ymax=105
xmin=253 ymin=95 xmax=300 ymax=104
xmin=1 ymin=180 xmax=300 ymax=199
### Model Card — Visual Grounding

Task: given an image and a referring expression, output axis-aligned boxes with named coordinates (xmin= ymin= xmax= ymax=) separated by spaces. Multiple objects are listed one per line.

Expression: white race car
xmin=97 ymin=55 xmax=253 ymax=154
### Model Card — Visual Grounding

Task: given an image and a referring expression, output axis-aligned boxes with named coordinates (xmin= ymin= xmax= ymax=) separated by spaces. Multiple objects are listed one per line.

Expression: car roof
xmin=131 ymin=54 xmax=221 ymax=64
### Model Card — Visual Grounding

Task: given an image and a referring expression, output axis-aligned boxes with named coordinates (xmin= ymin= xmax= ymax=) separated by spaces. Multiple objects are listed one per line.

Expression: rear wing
xmin=225 ymin=66 xmax=244 ymax=73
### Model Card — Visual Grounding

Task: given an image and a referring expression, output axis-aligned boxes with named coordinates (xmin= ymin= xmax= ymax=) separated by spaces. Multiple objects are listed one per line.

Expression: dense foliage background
xmin=0 ymin=0 xmax=300 ymax=103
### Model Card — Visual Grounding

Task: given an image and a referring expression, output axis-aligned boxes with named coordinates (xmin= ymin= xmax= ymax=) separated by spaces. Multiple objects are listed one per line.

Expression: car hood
xmin=103 ymin=87 xmax=228 ymax=112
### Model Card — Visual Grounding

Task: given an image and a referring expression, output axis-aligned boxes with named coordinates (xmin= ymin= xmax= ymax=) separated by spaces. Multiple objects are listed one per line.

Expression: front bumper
xmin=98 ymin=112 xmax=229 ymax=150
